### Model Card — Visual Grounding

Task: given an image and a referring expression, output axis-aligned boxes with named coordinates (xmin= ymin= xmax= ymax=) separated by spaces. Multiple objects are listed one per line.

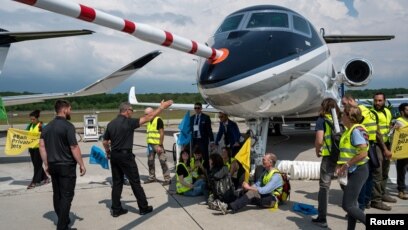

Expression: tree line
xmin=1 ymin=88 xmax=407 ymax=111
xmin=0 ymin=92 xmax=204 ymax=111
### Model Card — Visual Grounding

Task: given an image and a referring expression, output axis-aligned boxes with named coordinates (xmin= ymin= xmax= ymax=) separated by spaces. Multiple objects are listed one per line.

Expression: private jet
xmin=14 ymin=0 xmax=395 ymax=167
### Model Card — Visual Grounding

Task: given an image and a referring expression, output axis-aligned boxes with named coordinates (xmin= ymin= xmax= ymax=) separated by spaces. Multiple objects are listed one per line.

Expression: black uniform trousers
xmin=48 ymin=163 xmax=77 ymax=230
xmin=110 ymin=150 xmax=149 ymax=212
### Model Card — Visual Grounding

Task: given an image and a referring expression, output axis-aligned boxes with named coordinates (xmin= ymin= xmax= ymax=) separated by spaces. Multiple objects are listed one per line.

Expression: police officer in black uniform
xmin=103 ymin=100 xmax=173 ymax=217
xmin=40 ymin=99 xmax=86 ymax=230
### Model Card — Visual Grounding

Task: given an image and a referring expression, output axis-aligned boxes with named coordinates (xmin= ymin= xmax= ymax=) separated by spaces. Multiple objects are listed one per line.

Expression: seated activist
xmin=176 ymin=149 xmax=206 ymax=196
xmin=215 ymin=153 xmax=283 ymax=215
xmin=207 ymin=153 xmax=236 ymax=209
xmin=190 ymin=146 xmax=206 ymax=183
xmin=221 ymin=147 xmax=244 ymax=189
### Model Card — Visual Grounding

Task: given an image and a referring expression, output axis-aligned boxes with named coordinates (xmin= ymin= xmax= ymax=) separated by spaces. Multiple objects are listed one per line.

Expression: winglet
xmin=128 ymin=86 xmax=138 ymax=104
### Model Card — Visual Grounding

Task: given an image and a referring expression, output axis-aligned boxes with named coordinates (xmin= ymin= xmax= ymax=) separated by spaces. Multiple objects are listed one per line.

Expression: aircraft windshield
xmin=215 ymin=14 xmax=244 ymax=34
xmin=293 ymin=15 xmax=310 ymax=35
xmin=247 ymin=12 xmax=289 ymax=28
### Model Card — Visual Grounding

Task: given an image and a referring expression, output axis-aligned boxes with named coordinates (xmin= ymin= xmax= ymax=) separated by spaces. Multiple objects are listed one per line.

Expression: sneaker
xmin=144 ymin=178 xmax=157 ymax=184
xmin=382 ymin=195 xmax=397 ymax=203
xmin=124 ymin=179 xmax=130 ymax=186
xmin=312 ymin=216 xmax=328 ymax=228
xmin=208 ymin=201 xmax=219 ymax=210
xmin=139 ymin=206 xmax=153 ymax=215
xmin=398 ymin=191 xmax=408 ymax=200
xmin=215 ymin=200 xmax=229 ymax=215
xmin=370 ymin=202 xmax=392 ymax=211
xmin=111 ymin=208 xmax=128 ymax=217
xmin=162 ymin=180 xmax=171 ymax=186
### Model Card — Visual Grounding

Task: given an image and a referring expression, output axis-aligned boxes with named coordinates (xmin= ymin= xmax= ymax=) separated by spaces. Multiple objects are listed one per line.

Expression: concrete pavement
xmin=0 ymin=124 xmax=407 ymax=230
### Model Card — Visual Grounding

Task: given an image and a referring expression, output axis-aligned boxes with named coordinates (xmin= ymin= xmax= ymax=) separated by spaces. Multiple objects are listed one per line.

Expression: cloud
xmin=0 ymin=0 xmax=406 ymax=95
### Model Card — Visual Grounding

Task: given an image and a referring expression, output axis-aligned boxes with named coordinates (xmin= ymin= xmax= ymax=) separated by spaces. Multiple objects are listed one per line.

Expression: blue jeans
xmin=184 ymin=179 xmax=206 ymax=197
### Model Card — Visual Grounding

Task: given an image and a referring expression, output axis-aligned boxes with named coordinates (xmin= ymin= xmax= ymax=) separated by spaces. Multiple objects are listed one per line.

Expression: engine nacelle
xmin=340 ymin=58 xmax=373 ymax=87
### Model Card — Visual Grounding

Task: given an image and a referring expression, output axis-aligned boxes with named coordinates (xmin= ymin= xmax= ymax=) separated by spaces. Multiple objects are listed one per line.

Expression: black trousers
xmin=28 ymin=148 xmax=47 ymax=184
xmin=192 ymin=138 xmax=210 ymax=170
xmin=396 ymin=158 xmax=408 ymax=192
xmin=110 ymin=151 xmax=149 ymax=212
xmin=48 ymin=164 xmax=77 ymax=230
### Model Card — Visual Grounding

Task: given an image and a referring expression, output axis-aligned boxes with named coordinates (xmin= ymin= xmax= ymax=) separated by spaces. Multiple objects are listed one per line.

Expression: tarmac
xmin=0 ymin=122 xmax=407 ymax=230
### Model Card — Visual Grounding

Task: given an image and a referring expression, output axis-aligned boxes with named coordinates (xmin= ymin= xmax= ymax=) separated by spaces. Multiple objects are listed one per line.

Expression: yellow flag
xmin=391 ymin=126 xmax=408 ymax=160
xmin=5 ymin=128 xmax=41 ymax=156
xmin=235 ymin=138 xmax=251 ymax=182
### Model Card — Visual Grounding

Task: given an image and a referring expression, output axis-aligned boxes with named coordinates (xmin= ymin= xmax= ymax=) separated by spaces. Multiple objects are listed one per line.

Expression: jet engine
xmin=340 ymin=58 xmax=373 ymax=87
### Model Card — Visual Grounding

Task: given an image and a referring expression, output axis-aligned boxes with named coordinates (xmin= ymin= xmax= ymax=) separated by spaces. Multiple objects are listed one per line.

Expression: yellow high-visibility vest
xmin=358 ymin=105 xmax=377 ymax=141
xmin=321 ymin=114 xmax=333 ymax=157
xmin=28 ymin=122 xmax=41 ymax=148
xmin=337 ymin=124 xmax=369 ymax=166
xmin=262 ymin=168 xmax=283 ymax=197
xmin=146 ymin=117 xmax=161 ymax=145
xmin=371 ymin=108 xmax=392 ymax=143
xmin=396 ymin=117 xmax=408 ymax=127
xmin=176 ymin=162 xmax=193 ymax=194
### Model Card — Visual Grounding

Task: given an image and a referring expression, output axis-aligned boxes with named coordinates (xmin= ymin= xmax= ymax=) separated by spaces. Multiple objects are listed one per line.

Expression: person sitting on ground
xmin=215 ymin=153 xmax=283 ymax=214
xmin=207 ymin=153 xmax=236 ymax=209
xmin=176 ymin=149 xmax=206 ymax=196
xmin=221 ymin=147 xmax=244 ymax=189
xmin=190 ymin=146 xmax=206 ymax=183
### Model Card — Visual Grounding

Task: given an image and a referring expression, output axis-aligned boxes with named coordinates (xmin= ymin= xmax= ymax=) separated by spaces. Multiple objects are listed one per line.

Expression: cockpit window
xmin=293 ymin=15 xmax=310 ymax=35
xmin=215 ymin=14 xmax=244 ymax=34
xmin=246 ymin=12 xmax=289 ymax=28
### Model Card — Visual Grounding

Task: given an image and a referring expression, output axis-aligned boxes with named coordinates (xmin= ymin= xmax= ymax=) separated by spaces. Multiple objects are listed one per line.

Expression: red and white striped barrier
xmin=14 ymin=0 xmax=228 ymax=62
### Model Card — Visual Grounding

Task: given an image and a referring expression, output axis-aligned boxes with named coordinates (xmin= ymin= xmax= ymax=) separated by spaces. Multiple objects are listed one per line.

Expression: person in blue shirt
xmin=215 ymin=112 xmax=242 ymax=156
xmin=215 ymin=153 xmax=283 ymax=214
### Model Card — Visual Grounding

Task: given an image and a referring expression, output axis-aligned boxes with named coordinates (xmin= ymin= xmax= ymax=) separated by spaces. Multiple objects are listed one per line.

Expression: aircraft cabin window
xmin=215 ymin=14 xmax=244 ymax=34
xmin=293 ymin=15 xmax=311 ymax=35
xmin=246 ymin=12 xmax=289 ymax=28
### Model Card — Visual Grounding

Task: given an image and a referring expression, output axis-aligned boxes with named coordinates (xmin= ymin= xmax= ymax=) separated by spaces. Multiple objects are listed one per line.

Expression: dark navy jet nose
xmin=198 ymin=5 xmax=323 ymax=88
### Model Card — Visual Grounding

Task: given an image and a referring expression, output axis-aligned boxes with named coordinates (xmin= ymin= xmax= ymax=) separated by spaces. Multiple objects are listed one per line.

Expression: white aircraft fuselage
xmin=197 ymin=5 xmax=337 ymax=119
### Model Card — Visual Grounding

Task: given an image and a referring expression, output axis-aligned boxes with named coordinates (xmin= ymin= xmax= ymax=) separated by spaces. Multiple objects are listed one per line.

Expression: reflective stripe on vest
xmin=146 ymin=117 xmax=161 ymax=145
xmin=176 ymin=162 xmax=193 ymax=194
xmin=28 ymin=123 xmax=41 ymax=148
xmin=262 ymin=168 xmax=283 ymax=197
xmin=371 ymin=108 xmax=392 ymax=143
xmin=337 ymin=124 xmax=369 ymax=166
xmin=321 ymin=114 xmax=333 ymax=157
xmin=359 ymin=105 xmax=377 ymax=141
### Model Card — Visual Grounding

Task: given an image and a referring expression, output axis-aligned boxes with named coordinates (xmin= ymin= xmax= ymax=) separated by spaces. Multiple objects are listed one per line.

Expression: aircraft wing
xmin=0 ymin=29 xmax=94 ymax=45
xmin=2 ymin=50 xmax=162 ymax=106
xmin=128 ymin=86 xmax=219 ymax=113
xmin=324 ymin=35 xmax=395 ymax=44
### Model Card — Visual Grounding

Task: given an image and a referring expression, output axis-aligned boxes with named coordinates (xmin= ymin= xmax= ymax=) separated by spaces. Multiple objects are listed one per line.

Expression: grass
xmin=0 ymin=109 xmax=190 ymax=125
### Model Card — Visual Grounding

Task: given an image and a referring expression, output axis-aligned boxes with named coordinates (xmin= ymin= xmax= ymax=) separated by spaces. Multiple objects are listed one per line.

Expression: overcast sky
xmin=0 ymin=0 xmax=407 ymax=94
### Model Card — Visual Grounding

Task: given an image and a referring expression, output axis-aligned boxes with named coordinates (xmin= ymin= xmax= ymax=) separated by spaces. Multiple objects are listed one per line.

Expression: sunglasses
xmin=194 ymin=107 xmax=201 ymax=110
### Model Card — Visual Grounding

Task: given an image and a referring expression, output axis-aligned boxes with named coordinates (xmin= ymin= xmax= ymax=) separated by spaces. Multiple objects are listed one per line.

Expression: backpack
xmin=323 ymin=118 xmax=344 ymax=162
xmin=272 ymin=171 xmax=291 ymax=203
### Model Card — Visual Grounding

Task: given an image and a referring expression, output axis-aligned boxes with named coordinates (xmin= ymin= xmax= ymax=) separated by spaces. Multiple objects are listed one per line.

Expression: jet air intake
xmin=341 ymin=58 xmax=372 ymax=87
